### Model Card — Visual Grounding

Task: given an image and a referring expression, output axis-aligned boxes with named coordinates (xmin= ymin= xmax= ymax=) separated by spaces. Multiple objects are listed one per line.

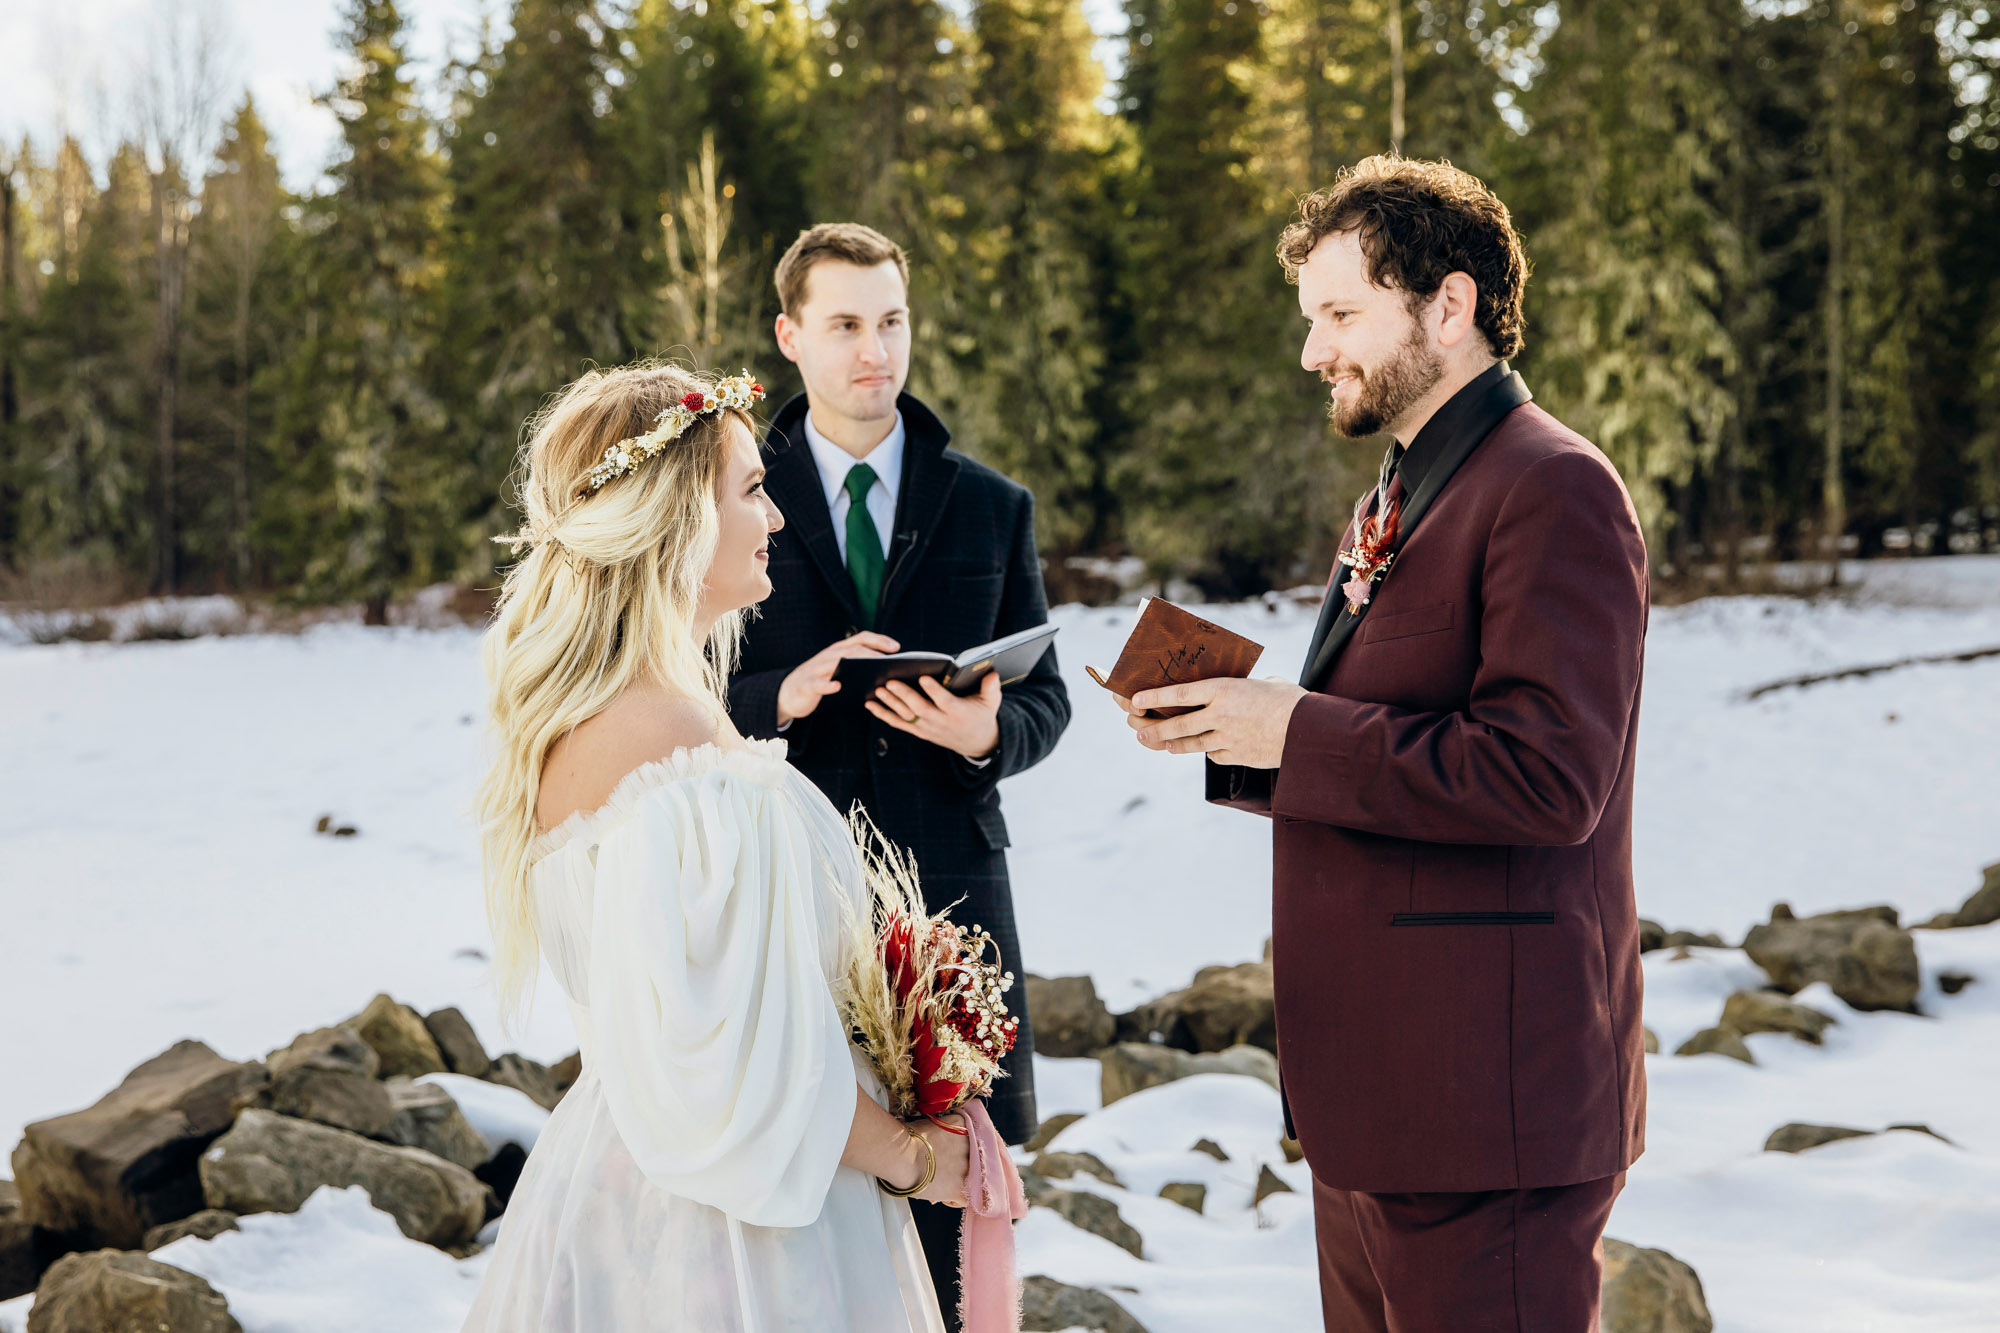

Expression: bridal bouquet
xmin=837 ymin=813 xmax=1021 ymax=1127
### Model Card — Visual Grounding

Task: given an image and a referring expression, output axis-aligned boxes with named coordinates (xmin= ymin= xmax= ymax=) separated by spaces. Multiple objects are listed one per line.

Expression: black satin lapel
xmin=1300 ymin=371 xmax=1532 ymax=692
xmin=873 ymin=440 xmax=961 ymax=629
xmin=763 ymin=431 xmax=864 ymax=625
xmin=1296 ymin=574 xmax=1349 ymax=682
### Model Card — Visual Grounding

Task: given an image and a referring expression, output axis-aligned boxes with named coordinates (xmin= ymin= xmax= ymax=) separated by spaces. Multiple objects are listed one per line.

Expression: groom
xmin=1119 ymin=157 xmax=1649 ymax=1331
xmin=727 ymin=222 xmax=1070 ymax=1327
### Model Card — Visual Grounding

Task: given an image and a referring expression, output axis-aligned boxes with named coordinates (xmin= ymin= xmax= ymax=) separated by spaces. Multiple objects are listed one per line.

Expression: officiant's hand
xmin=776 ymin=631 xmax=901 ymax=726
xmin=868 ymin=672 xmax=1002 ymax=760
xmin=1117 ymin=677 xmax=1308 ymax=770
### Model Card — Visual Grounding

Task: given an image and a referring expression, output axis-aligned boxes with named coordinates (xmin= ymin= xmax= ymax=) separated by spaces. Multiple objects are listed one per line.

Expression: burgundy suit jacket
xmin=1212 ymin=397 xmax=1649 ymax=1194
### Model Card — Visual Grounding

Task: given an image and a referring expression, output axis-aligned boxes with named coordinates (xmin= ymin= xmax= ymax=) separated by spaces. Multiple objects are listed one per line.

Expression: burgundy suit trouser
xmin=1312 ymin=1171 xmax=1625 ymax=1333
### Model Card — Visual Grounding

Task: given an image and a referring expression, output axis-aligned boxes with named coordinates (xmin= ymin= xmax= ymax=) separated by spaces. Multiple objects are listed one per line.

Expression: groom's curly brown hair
xmin=1277 ymin=156 xmax=1529 ymax=359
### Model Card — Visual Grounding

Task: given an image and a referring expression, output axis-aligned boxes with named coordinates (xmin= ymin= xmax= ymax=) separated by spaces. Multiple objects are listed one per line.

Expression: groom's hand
xmin=1118 ymin=677 xmax=1307 ymax=769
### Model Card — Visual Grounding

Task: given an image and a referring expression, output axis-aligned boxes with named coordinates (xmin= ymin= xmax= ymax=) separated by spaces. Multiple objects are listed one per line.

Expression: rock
xmin=1158 ymin=1182 xmax=1206 ymax=1213
xmin=1191 ymin=1137 xmax=1228 ymax=1162
xmin=1022 ymin=975 xmax=1117 ymax=1057
xmin=1253 ymin=1163 xmax=1294 ymax=1206
xmin=1017 ymin=1170 xmax=1142 ymax=1258
xmin=1885 ymin=1122 xmax=1953 ymax=1144
xmin=1742 ymin=905 xmax=1920 ymax=1013
xmin=1638 ymin=919 xmax=1667 ymax=953
xmin=1279 ymin=1137 xmax=1304 ymax=1164
xmin=1664 ymin=930 xmax=1727 ymax=949
xmin=474 ymin=1143 xmax=528 ymax=1210
xmin=1 ymin=1179 xmax=52 ymax=1302
xmin=265 ymin=1027 xmax=377 ymax=1080
xmin=1098 ymin=1042 xmax=1280 ymax=1107
xmin=1025 ymin=1113 xmax=1084 ymax=1153
xmin=1673 ymin=1027 xmax=1754 ymax=1064
xmin=242 ymin=1065 xmax=396 ymax=1141
xmin=382 ymin=1080 xmax=490 ymax=1172
xmin=344 ymin=995 xmax=447 ymax=1079
xmin=26 ymin=1249 xmax=241 ymax=1333
xmin=1019 ymin=1274 xmax=1150 ymax=1333
xmin=10 ymin=1041 xmax=269 ymax=1250
xmin=1643 ymin=1027 xmax=1660 ymax=1055
xmin=485 ymin=1054 xmax=562 ymax=1111
xmin=1763 ymin=1123 xmax=1875 ymax=1153
xmin=142 ymin=1210 xmax=240 ymax=1250
xmin=548 ymin=1052 xmax=582 ymax=1096
xmin=1915 ymin=911 xmax=1960 ymax=930
xmin=421 ymin=1009 xmax=491 ymax=1079
xmin=1174 ymin=963 xmax=1277 ymax=1054
xmin=1036 ymin=1152 xmax=1123 ymax=1189
xmin=1720 ymin=990 xmax=1836 ymax=1045
xmin=1949 ymin=862 xmax=2000 ymax=928
xmin=199 ymin=1109 xmax=484 ymax=1247
xmin=1939 ymin=972 xmax=1973 ymax=995
xmin=1599 ymin=1238 xmax=1714 ymax=1333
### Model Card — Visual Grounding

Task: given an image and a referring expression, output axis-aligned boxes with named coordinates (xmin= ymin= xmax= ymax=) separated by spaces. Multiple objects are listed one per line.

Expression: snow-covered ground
xmin=3 ymin=556 xmax=1999 ymax=1332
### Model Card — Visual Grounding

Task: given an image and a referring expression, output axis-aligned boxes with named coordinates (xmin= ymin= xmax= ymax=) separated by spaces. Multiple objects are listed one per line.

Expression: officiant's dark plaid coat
xmin=1212 ymin=396 xmax=1650 ymax=1195
xmin=727 ymin=391 xmax=1070 ymax=1146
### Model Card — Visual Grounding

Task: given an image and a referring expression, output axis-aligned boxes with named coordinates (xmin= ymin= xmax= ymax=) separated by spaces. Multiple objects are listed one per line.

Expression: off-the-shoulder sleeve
xmin=585 ymin=769 xmax=856 ymax=1228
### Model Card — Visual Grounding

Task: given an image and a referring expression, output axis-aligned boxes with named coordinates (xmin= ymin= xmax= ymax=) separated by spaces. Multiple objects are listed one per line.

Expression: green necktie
xmin=843 ymin=462 xmax=886 ymax=626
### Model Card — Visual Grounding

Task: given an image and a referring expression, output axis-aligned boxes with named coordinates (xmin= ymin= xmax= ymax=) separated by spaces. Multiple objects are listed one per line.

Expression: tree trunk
xmin=1821 ymin=2 xmax=1847 ymax=587
xmin=0 ymin=157 xmax=18 ymax=571
xmin=1387 ymin=0 xmax=1406 ymax=153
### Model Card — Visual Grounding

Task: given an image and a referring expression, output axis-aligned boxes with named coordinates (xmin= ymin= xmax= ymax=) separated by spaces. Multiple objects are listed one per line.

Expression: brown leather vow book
xmin=1084 ymin=598 xmax=1265 ymax=718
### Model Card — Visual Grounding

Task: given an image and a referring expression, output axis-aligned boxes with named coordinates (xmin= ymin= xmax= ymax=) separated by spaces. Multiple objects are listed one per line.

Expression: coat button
xmin=874 ymin=737 xmax=889 ymax=758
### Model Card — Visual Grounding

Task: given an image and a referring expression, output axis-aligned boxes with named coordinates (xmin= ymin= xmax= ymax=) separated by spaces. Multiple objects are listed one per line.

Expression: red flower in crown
xmin=751 ymin=383 xmax=764 ymax=394
xmin=680 ymin=391 xmax=708 ymax=411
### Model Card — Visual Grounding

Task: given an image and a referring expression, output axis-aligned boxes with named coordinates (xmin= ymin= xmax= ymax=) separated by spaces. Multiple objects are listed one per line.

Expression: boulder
xmin=1280 ymin=1137 xmax=1304 ymax=1164
xmin=1637 ymin=919 xmax=1667 ymax=953
xmin=1025 ymin=1113 xmax=1084 ymax=1153
xmin=1642 ymin=1027 xmax=1660 ymax=1055
xmin=1158 ymin=1182 xmax=1206 ymax=1214
xmin=1763 ymin=1123 xmax=1874 ymax=1153
xmin=1663 ymin=930 xmax=1727 ymax=950
xmin=1673 ymin=1027 xmax=1754 ymax=1064
xmin=1035 ymin=1152 xmax=1123 ymax=1189
xmin=1018 ymin=1170 xmax=1142 ymax=1258
xmin=241 ymin=1065 xmax=395 ymax=1141
xmin=1191 ymin=1138 xmax=1228 ymax=1162
xmin=344 ymin=995 xmax=447 ymax=1080
xmin=475 ymin=1143 xmax=528 ymax=1211
xmin=1939 ymin=972 xmax=1974 ymax=995
xmin=142 ymin=1209 xmax=240 ymax=1250
xmin=1742 ymin=904 xmax=1920 ymax=1012
xmin=485 ymin=1054 xmax=562 ymax=1111
xmin=25 ymin=1249 xmax=240 ymax=1333
xmin=10 ymin=1040 xmax=268 ymax=1250
xmin=1021 ymin=975 xmax=1116 ymax=1057
xmin=1019 ymin=1275 xmax=1150 ymax=1333
xmin=1253 ymin=1163 xmax=1294 ymax=1206
xmin=1599 ymin=1238 xmax=1713 ymax=1333
xmin=1099 ymin=1042 xmax=1279 ymax=1107
xmin=1 ymin=1179 xmax=51 ymax=1301
xmin=1720 ymin=990 xmax=1836 ymax=1045
xmin=421 ymin=1008 xmax=491 ymax=1079
xmin=1948 ymin=862 xmax=2000 ymax=928
xmin=1176 ymin=963 xmax=1277 ymax=1054
xmin=382 ymin=1080 xmax=491 ymax=1173
xmin=199 ymin=1108 xmax=484 ymax=1248
xmin=549 ymin=1052 xmax=583 ymax=1097
xmin=265 ymin=1027 xmax=377 ymax=1080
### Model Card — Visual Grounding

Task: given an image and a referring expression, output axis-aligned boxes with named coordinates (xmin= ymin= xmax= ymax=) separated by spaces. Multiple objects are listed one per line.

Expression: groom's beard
xmin=1324 ymin=320 xmax=1445 ymax=440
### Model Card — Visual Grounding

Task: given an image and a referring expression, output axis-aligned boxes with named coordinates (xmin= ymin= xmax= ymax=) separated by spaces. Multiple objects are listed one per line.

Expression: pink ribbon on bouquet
xmin=956 ymin=1098 xmax=1028 ymax=1333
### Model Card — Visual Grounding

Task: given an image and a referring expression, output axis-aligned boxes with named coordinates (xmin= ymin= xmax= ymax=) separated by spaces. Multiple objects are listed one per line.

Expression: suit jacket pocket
xmin=972 ymin=804 xmax=1011 ymax=850
xmin=1391 ymin=911 xmax=1554 ymax=926
xmin=1360 ymin=600 xmax=1455 ymax=644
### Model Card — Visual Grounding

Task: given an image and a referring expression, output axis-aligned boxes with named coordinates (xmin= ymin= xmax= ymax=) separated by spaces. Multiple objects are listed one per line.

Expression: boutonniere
xmin=1336 ymin=491 xmax=1401 ymax=613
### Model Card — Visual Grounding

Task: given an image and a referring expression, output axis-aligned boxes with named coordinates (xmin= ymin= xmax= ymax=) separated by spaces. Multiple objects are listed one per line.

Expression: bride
xmin=461 ymin=361 xmax=959 ymax=1331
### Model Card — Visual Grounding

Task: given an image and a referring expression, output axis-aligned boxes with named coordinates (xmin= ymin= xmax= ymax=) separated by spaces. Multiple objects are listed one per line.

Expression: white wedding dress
xmin=460 ymin=739 xmax=943 ymax=1332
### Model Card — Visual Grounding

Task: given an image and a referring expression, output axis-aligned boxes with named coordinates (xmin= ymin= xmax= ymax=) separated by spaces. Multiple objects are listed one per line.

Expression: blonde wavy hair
xmin=476 ymin=360 xmax=754 ymax=1021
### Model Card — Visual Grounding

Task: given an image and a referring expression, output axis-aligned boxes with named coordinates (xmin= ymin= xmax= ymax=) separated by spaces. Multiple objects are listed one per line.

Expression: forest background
xmin=2 ymin=0 xmax=1998 ymax=615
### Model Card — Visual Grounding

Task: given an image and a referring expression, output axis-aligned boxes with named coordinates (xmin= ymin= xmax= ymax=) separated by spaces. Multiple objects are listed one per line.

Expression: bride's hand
xmin=911 ymin=1117 xmax=970 ymax=1207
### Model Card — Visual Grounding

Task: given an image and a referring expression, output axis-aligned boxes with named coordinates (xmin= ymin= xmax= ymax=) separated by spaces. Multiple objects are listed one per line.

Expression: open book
xmin=835 ymin=623 xmax=1061 ymax=699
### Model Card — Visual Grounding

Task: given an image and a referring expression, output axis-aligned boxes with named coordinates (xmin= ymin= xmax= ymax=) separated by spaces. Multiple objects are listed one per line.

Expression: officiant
xmin=726 ymin=221 xmax=1070 ymax=1324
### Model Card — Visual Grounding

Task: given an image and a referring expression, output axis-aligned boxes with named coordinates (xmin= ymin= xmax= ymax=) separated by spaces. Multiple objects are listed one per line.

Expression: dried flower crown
xmin=579 ymin=371 xmax=765 ymax=495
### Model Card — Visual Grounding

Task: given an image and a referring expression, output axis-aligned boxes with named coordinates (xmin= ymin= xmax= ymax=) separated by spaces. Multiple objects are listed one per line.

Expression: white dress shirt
xmin=803 ymin=411 xmax=904 ymax=563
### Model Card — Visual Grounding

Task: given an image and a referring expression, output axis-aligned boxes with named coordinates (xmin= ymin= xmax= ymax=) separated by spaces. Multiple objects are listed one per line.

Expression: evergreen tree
xmin=275 ymin=0 xmax=450 ymax=619
xmin=442 ymin=0 xmax=639 ymax=537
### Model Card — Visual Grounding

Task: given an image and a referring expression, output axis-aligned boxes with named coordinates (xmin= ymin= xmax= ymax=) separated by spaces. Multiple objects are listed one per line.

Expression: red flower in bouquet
xmin=839 ymin=816 xmax=1020 ymax=1131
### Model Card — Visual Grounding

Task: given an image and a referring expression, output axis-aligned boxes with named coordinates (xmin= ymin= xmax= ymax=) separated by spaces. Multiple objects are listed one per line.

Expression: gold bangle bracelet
xmin=877 ymin=1128 xmax=936 ymax=1198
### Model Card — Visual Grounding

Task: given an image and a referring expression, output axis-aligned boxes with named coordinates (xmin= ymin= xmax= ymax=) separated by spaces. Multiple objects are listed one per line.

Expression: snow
xmin=4 ymin=554 xmax=1999 ymax=1332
